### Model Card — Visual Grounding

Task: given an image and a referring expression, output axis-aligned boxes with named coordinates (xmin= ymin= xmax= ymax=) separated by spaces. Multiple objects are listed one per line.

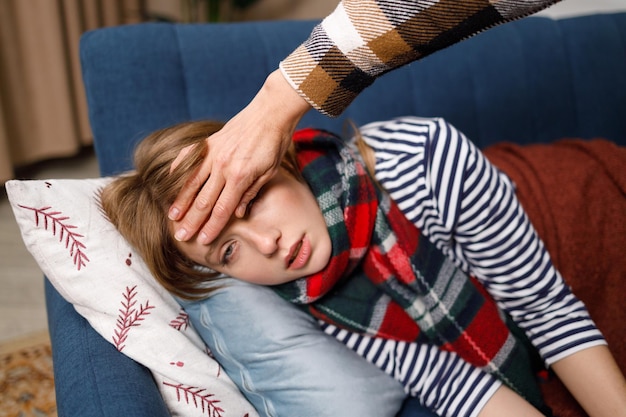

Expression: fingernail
xmin=235 ymin=205 xmax=245 ymax=218
xmin=199 ymin=232 xmax=209 ymax=245
xmin=174 ymin=228 xmax=187 ymax=241
xmin=168 ymin=207 xmax=180 ymax=220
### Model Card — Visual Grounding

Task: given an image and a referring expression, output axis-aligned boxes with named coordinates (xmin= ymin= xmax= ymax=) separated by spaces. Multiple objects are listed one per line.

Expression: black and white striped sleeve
xmin=319 ymin=321 xmax=501 ymax=417
xmin=358 ymin=116 xmax=606 ymax=366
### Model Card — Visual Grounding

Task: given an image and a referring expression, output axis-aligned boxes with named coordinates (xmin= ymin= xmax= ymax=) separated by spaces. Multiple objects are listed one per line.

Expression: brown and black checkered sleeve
xmin=280 ymin=0 xmax=559 ymax=116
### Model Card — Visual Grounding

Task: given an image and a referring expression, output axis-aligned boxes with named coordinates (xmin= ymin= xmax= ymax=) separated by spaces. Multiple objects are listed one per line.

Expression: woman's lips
xmin=286 ymin=237 xmax=311 ymax=270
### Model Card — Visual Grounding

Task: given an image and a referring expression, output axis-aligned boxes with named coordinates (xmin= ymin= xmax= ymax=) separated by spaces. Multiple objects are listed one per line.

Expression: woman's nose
xmin=243 ymin=226 xmax=280 ymax=257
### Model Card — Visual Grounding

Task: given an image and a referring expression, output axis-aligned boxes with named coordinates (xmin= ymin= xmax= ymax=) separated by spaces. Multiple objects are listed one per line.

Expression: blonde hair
xmin=100 ymin=120 xmax=369 ymax=300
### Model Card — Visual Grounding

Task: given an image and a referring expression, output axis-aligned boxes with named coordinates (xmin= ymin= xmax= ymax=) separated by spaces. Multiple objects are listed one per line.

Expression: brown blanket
xmin=483 ymin=139 xmax=626 ymax=417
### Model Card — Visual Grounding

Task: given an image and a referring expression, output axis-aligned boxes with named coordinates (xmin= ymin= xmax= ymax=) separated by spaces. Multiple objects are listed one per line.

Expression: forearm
xmin=551 ymin=345 xmax=626 ymax=417
xmin=280 ymin=0 xmax=561 ymax=116
xmin=478 ymin=384 xmax=544 ymax=417
xmin=257 ymin=69 xmax=312 ymax=132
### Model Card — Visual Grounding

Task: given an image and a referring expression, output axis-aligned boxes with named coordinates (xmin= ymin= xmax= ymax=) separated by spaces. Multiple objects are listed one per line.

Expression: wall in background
xmin=537 ymin=0 xmax=626 ymax=17
xmin=146 ymin=0 xmax=626 ymax=22
xmin=145 ymin=0 xmax=336 ymax=22
xmin=0 ymin=0 xmax=145 ymax=184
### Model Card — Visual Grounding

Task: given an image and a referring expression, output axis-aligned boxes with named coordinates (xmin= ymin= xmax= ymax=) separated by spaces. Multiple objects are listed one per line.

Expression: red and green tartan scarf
xmin=274 ymin=128 xmax=544 ymax=408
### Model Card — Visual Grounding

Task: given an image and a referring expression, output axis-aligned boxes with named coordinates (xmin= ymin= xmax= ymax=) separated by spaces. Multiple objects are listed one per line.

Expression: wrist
xmin=262 ymin=69 xmax=311 ymax=125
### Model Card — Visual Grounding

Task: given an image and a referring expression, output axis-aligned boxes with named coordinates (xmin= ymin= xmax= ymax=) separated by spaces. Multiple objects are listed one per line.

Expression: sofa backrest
xmin=80 ymin=13 xmax=626 ymax=176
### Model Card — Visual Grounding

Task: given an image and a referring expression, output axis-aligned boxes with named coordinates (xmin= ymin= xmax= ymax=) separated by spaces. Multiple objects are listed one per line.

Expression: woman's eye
xmin=221 ymin=242 xmax=236 ymax=266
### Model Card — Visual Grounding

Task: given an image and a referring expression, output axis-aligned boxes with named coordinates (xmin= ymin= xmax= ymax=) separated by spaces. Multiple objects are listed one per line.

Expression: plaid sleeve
xmin=279 ymin=0 xmax=560 ymax=116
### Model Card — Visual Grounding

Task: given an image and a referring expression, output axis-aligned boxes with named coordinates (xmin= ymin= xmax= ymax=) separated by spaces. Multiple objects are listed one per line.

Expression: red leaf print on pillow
xmin=113 ymin=285 xmax=155 ymax=351
xmin=18 ymin=205 xmax=89 ymax=270
xmin=169 ymin=310 xmax=190 ymax=331
xmin=162 ymin=381 xmax=225 ymax=417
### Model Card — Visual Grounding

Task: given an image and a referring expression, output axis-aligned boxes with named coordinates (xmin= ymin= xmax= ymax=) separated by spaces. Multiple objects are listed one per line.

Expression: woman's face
xmin=173 ymin=168 xmax=332 ymax=285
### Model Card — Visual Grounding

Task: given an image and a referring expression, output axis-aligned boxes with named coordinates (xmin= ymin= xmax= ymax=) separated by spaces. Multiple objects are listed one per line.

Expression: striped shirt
xmin=320 ymin=117 xmax=605 ymax=417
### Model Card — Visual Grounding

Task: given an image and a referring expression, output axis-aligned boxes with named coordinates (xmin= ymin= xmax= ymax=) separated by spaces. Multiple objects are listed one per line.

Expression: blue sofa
xmin=46 ymin=12 xmax=626 ymax=416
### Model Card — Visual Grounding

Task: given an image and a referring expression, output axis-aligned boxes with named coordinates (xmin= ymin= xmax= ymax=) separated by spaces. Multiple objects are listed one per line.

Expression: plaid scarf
xmin=274 ymin=128 xmax=544 ymax=408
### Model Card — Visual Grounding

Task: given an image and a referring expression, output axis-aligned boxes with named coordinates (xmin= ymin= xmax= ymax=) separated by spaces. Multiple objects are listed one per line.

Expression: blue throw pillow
xmin=180 ymin=279 xmax=408 ymax=417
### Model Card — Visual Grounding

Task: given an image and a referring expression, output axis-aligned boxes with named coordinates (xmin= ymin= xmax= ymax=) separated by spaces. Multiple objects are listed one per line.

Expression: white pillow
xmin=5 ymin=178 xmax=258 ymax=417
